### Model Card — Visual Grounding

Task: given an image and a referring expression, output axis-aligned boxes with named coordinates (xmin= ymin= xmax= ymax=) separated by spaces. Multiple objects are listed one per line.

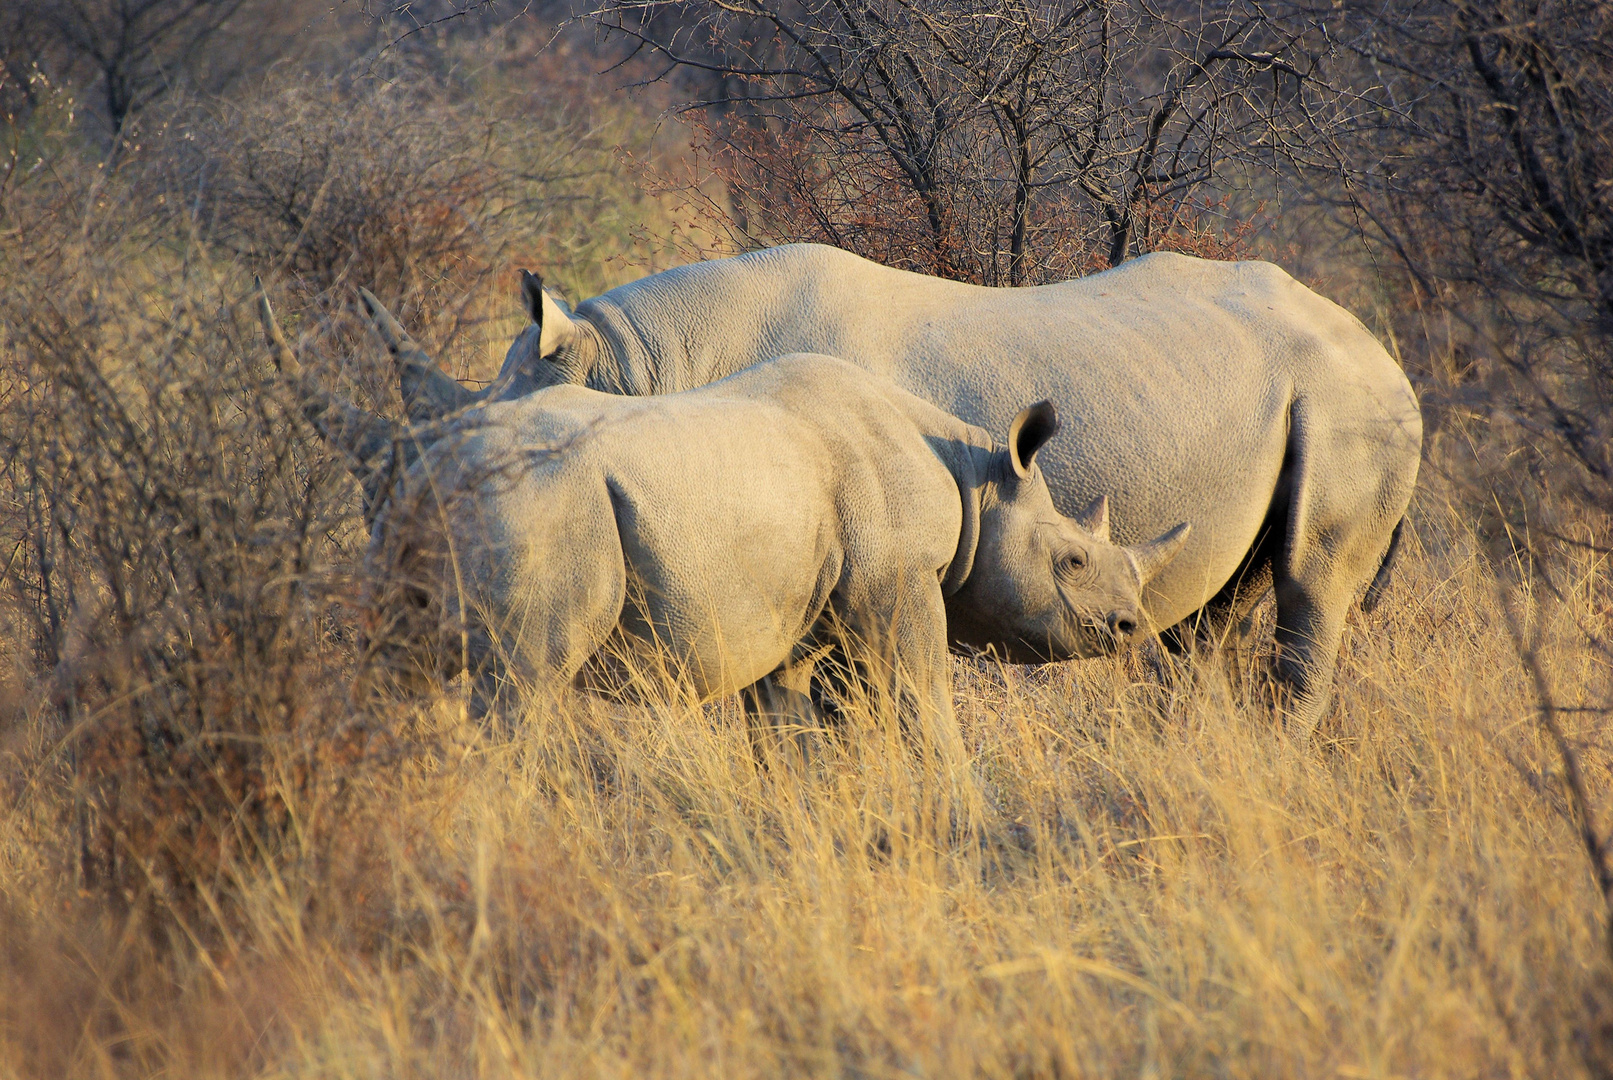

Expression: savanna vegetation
xmin=1 ymin=1 xmax=1610 ymax=1076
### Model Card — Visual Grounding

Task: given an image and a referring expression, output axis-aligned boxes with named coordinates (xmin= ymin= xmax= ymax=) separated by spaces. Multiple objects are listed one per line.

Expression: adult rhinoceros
xmin=347 ymin=245 xmax=1424 ymax=731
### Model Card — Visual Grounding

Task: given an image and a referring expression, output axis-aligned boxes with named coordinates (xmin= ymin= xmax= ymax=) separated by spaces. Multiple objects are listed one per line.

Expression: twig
xmin=1519 ymin=639 xmax=1613 ymax=963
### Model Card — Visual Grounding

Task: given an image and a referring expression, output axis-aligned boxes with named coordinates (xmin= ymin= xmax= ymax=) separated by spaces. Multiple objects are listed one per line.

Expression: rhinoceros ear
xmin=520 ymin=268 xmax=545 ymax=324
xmin=520 ymin=268 xmax=578 ymax=360
xmin=1074 ymin=495 xmax=1110 ymax=543
xmin=1126 ymin=522 xmax=1192 ymax=588
xmin=1007 ymin=400 xmax=1059 ymax=480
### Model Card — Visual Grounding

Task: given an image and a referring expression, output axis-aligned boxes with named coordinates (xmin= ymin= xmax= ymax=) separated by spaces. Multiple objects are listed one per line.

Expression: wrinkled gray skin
xmin=479 ymin=245 xmax=1421 ymax=731
xmin=257 ymin=298 xmax=1189 ymax=767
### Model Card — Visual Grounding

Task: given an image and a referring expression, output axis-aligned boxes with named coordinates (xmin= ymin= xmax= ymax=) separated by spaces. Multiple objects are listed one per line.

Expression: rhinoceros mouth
xmin=1082 ymin=626 xmax=1125 ymax=656
xmin=989 ymin=617 xmax=1120 ymax=664
xmin=1052 ymin=612 xmax=1130 ymax=659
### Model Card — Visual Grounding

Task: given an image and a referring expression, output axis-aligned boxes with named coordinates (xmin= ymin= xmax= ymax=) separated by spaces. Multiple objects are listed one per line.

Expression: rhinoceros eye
xmin=1062 ymin=552 xmax=1087 ymax=573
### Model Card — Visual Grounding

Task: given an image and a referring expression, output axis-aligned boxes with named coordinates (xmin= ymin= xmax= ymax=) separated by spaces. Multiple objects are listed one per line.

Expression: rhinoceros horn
xmin=255 ymin=279 xmax=395 ymax=474
xmin=1074 ymin=495 xmax=1110 ymax=542
xmin=1125 ymin=522 xmax=1192 ymax=589
xmin=357 ymin=287 xmax=476 ymax=423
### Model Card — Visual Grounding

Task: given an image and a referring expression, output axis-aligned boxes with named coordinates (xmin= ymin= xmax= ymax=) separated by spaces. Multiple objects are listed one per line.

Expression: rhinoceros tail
xmin=1361 ymin=517 xmax=1405 ymax=614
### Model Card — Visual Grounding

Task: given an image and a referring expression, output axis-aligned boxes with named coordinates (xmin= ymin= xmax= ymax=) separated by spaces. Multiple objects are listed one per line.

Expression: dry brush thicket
xmin=1331 ymin=0 xmax=1613 ymax=533
xmin=600 ymin=0 xmax=1337 ymax=281
xmin=2 ymin=5 xmax=1613 ymax=1078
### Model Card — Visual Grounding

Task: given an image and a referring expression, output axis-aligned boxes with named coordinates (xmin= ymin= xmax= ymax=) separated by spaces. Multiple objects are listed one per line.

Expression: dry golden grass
xmin=2 ymin=473 xmax=1611 ymax=1078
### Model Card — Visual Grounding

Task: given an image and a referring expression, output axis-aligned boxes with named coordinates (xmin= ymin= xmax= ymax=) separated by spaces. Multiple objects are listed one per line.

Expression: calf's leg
xmin=843 ymin=574 xmax=967 ymax=781
xmin=497 ymin=488 xmax=629 ymax=707
xmin=743 ymin=642 xmax=836 ymax=767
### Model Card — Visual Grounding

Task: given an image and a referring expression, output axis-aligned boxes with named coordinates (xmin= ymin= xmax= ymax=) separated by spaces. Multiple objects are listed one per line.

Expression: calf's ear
xmin=1007 ymin=400 xmax=1059 ymax=479
xmin=519 ymin=268 xmax=578 ymax=360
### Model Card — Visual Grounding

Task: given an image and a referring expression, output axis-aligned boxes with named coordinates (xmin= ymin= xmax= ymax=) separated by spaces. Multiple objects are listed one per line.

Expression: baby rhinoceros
xmin=366 ymin=354 xmax=1186 ymax=765
xmin=257 ymin=294 xmax=1186 ymax=767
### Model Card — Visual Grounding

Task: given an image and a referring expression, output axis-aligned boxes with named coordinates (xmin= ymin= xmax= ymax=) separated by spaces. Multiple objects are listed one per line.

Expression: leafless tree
xmin=597 ymin=0 xmax=1342 ymax=284
xmin=1328 ymin=0 xmax=1613 ymax=958
xmin=8 ymin=0 xmax=311 ymax=143
xmin=1335 ymin=0 xmax=1613 ymax=509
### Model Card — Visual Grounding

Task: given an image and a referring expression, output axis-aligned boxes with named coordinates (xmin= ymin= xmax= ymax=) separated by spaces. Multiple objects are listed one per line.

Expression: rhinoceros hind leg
xmin=1269 ymin=397 xmax=1412 ymax=736
xmin=743 ymin=642 xmax=837 ymax=768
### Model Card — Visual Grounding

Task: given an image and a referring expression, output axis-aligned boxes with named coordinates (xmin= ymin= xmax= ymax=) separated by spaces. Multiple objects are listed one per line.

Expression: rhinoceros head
xmin=356 ymin=449 xmax=509 ymax=697
xmin=947 ymin=401 xmax=1190 ymax=662
xmin=256 ymin=280 xmax=501 ymax=692
xmin=495 ymin=269 xmax=583 ymax=393
xmin=255 ymin=280 xmax=507 ymax=520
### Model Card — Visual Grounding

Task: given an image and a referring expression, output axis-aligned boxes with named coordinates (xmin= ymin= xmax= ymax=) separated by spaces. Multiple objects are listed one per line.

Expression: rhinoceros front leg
xmin=1158 ymin=559 xmax=1274 ymax=699
xmin=1271 ymin=579 xmax=1347 ymax=735
xmin=843 ymin=573 xmax=967 ymax=780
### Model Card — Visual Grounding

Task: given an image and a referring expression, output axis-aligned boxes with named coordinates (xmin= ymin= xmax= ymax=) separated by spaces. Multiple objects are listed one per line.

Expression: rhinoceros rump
xmin=477 ymin=245 xmax=1420 ymax=732
xmin=258 ymin=289 xmax=1187 ymax=765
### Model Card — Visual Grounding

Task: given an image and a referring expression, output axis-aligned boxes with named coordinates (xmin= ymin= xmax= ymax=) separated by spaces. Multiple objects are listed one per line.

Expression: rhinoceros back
xmin=575 ymin=246 xmax=1419 ymax=628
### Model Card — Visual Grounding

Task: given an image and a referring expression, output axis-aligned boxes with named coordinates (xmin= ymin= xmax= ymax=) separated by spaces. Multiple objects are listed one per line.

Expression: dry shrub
xmin=132 ymin=60 xmax=675 ymax=397
xmin=138 ymin=69 xmax=526 ymax=389
xmin=0 ymin=137 xmax=371 ymax=940
xmin=182 ymin=81 xmax=509 ymax=308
